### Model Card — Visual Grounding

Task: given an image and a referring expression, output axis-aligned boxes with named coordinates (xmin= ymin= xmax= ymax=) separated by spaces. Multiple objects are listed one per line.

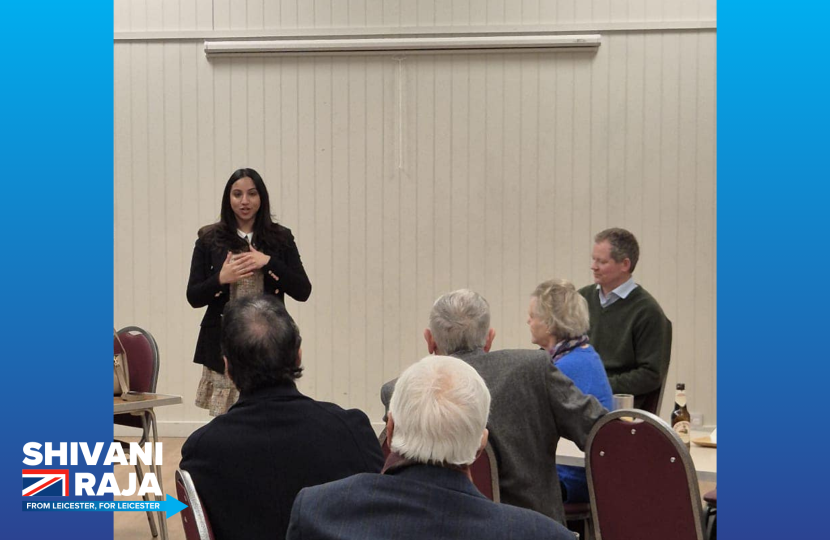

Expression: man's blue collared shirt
xmin=598 ymin=277 xmax=638 ymax=308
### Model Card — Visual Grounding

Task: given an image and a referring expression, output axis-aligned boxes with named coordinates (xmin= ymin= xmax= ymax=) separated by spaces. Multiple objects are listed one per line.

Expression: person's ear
xmin=424 ymin=329 xmax=438 ymax=354
xmin=484 ymin=328 xmax=496 ymax=352
xmin=386 ymin=414 xmax=395 ymax=446
xmin=297 ymin=347 xmax=303 ymax=367
xmin=475 ymin=428 xmax=489 ymax=459
xmin=622 ymin=257 xmax=632 ymax=273
xmin=223 ymin=356 xmax=232 ymax=380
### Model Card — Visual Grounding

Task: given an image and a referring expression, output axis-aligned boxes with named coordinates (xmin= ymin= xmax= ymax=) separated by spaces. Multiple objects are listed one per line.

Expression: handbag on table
xmin=114 ymin=329 xmax=142 ymax=401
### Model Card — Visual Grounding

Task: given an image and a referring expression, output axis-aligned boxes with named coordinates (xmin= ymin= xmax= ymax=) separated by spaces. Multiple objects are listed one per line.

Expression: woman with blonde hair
xmin=528 ymin=278 xmax=612 ymax=503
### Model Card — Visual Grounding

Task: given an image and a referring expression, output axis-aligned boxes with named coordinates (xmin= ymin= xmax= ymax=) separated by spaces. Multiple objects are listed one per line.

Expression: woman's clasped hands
xmin=218 ymin=247 xmax=272 ymax=285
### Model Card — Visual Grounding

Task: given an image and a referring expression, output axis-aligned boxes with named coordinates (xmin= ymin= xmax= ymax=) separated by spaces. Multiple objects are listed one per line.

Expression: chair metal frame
xmin=114 ymin=325 xmax=161 ymax=537
xmin=176 ymin=469 xmax=214 ymax=540
xmin=475 ymin=442 xmax=500 ymax=503
xmin=703 ymin=489 xmax=717 ymax=540
xmin=586 ymin=409 xmax=705 ymax=540
xmin=564 ymin=502 xmax=593 ymax=540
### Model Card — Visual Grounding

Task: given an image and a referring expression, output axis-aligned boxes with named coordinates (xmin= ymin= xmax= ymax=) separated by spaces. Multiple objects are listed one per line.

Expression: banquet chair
xmin=703 ymin=488 xmax=717 ymax=540
xmin=176 ymin=469 xmax=215 ymax=540
xmin=114 ymin=326 xmax=161 ymax=537
xmin=377 ymin=429 xmax=500 ymax=502
xmin=564 ymin=320 xmax=673 ymax=540
xmin=586 ymin=409 xmax=704 ymax=540
xmin=638 ymin=319 xmax=673 ymax=416
xmin=565 ymin=502 xmax=593 ymax=540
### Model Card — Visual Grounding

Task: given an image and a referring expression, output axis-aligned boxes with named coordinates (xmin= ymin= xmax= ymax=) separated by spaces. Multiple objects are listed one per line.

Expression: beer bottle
xmin=671 ymin=383 xmax=691 ymax=447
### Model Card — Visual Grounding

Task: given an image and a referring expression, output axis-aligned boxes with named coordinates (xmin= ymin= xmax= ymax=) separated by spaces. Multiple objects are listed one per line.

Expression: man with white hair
xmin=381 ymin=289 xmax=607 ymax=525
xmin=287 ymin=356 xmax=574 ymax=540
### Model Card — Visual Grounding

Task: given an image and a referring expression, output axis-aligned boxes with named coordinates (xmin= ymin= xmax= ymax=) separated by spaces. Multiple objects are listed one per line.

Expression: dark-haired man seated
xmin=287 ymin=355 xmax=575 ymax=540
xmin=180 ymin=295 xmax=383 ymax=540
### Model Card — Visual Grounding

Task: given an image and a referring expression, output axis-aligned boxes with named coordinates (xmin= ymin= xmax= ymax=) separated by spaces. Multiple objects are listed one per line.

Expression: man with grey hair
xmin=287 ymin=356 xmax=575 ymax=540
xmin=381 ymin=289 xmax=607 ymax=525
xmin=578 ymin=227 xmax=672 ymax=408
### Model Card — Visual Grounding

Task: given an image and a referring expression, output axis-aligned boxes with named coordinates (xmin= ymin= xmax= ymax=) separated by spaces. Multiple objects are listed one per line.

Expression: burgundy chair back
xmin=114 ymin=326 xmax=159 ymax=429
xmin=115 ymin=327 xmax=159 ymax=393
xmin=378 ymin=429 xmax=500 ymax=502
xmin=176 ymin=469 xmax=214 ymax=540
xmin=586 ymin=409 xmax=704 ymax=540
xmin=469 ymin=443 xmax=500 ymax=502
xmin=703 ymin=488 xmax=717 ymax=507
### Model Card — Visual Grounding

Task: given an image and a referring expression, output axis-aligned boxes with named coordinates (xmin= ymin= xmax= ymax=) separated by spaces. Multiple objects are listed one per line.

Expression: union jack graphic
xmin=22 ymin=469 xmax=69 ymax=496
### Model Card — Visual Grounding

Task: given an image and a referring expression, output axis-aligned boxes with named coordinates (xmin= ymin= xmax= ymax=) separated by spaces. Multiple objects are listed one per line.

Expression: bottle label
xmin=675 ymin=392 xmax=687 ymax=407
xmin=674 ymin=420 xmax=691 ymax=443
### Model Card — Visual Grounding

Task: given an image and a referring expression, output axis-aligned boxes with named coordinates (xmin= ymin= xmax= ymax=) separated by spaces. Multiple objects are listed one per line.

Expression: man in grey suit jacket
xmin=288 ymin=355 xmax=574 ymax=540
xmin=380 ymin=289 xmax=607 ymax=525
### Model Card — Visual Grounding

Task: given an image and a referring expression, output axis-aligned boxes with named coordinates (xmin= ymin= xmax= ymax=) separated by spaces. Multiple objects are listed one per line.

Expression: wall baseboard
xmin=115 ymin=420 xmax=714 ymax=442
xmin=115 ymin=420 xmax=388 ymax=439
xmin=115 ymin=421 xmax=208 ymax=439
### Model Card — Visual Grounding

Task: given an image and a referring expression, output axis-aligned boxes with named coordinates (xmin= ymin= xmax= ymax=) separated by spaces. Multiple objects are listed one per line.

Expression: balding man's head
xmin=221 ymin=295 xmax=303 ymax=393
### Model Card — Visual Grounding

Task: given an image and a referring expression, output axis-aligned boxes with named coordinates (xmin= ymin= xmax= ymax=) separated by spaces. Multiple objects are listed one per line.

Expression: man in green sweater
xmin=578 ymin=228 xmax=671 ymax=409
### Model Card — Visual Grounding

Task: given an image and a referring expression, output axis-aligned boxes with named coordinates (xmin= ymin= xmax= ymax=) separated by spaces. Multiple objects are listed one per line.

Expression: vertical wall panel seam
xmin=571 ymin=54 xmax=577 ymax=277
xmin=587 ymin=45 xmax=593 ymax=257
xmin=641 ymin=35 xmax=647 ymax=245
xmin=331 ymin=58 xmax=336 ymax=397
xmin=675 ymin=31 xmax=682 ymax=370
xmin=161 ymin=43 xmax=168 ymax=332
xmin=500 ymin=55 xmax=505 ymax=311
xmin=363 ymin=57 xmax=369 ymax=400
xmin=605 ymin=36 xmax=611 ymax=225
xmin=623 ymin=36 xmax=629 ymax=223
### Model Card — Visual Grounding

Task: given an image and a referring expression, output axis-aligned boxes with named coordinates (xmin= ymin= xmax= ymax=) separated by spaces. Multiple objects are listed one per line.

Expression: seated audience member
xmin=288 ymin=356 xmax=575 ymax=540
xmin=381 ymin=289 xmax=607 ymax=524
xmin=528 ymin=278 xmax=613 ymax=503
xmin=180 ymin=295 xmax=384 ymax=540
xmin=579 ymin=228 xmax=671 ymax=408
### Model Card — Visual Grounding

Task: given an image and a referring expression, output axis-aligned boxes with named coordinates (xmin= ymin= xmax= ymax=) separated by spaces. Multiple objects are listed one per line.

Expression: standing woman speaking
xmin=187 ymin=168 xmax=311 ymax=416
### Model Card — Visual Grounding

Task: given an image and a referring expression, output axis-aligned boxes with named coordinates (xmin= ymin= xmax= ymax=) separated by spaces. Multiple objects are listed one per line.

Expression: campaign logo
xmin=23 ymin=469 xmax=69 ymax=497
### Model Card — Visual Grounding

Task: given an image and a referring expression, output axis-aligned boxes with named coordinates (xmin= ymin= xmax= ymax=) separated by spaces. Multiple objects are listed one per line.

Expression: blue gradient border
xmin=0 ymin=2 xmax=113 ymax=537
xmin=2 ymin=1 xmax=820 ymax=538
xmin=720 ymin=2 xmax=828 ymax=538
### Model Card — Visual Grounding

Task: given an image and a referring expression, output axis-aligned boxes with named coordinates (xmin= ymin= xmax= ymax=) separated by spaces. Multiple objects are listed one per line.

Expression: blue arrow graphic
xmin=116 ymin=494 xmax=188 ymax=518
xmin=22 ymin=494 xmax=189 ymax=518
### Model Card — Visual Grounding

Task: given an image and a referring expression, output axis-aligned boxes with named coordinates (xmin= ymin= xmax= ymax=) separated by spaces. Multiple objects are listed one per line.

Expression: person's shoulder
xmin=628 ymin=285 xmax=667 ymax=316
xmin=474 ymin=349 xmax=552 ymax=383
xmin=485 ymin=348 xmax=549 ymax=365
xmin=380 ymin=378 xmax=398 ymax=405
xmin=569 ymin=344 xmax=601 ymax=362
xmin=486 ymin=348 xmax=548 ymax=361
xmin=181 ymin=420 xmax=215 ymax=457
xmin=578 ymin=284 xmax=597 ymax=297
xmin=490 ymin=503 xmax=572 ymax=539
xmin=303 ymin=472 xmax=377 ymax=497
xmin=270 ymin=223 xmax=295 ymax=239
xmin=196 ymin=223 xmax=218 ymax=240
xmin=313 ymin=399 xmax=374 ymax=427
xmin=295 ymin=473 xmax=383 ymax=513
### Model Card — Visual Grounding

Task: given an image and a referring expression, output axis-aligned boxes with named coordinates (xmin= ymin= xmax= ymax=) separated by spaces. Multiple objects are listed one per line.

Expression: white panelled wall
xmin=114 ymin=0 xmax=716 ymax=434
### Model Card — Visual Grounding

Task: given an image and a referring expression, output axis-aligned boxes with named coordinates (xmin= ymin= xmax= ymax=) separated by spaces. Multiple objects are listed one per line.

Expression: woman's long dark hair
xmin=200 ymin=168 xmax=287 ymax=251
